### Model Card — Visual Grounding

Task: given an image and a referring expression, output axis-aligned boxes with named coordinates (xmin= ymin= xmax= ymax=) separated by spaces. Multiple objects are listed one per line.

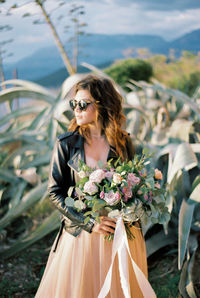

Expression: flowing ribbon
xmin=98 ymin=217 xmax=156 ymax=298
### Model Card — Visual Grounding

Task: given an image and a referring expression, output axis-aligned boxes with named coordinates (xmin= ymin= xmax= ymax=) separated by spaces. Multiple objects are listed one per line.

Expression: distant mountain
xmin=169 ymin=29 xmax=200 ymax=52
xmin=4 ymin=29 xmax=200 ymax=86
xmin=5 ymin=46 xmax=64 ymax=81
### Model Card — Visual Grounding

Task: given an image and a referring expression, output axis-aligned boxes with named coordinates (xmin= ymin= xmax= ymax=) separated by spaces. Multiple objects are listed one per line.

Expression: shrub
xmin=184 ymin=71 xmax=200 ymax=96
xmin=105 ymin=58 xmax=153 ymax=90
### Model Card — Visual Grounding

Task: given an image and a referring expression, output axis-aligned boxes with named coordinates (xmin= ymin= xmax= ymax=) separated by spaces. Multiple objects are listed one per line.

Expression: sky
xmin=0 ymin=0 xmax=200 ymax=64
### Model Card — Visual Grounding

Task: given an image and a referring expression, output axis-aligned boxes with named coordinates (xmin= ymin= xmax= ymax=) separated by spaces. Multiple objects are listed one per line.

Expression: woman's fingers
xmin=101 ymin=224 xmax=115 ymax=233
xmin=99 ymin=229 xmax=111 ymax=236
xmin=92 ymin=216 xmax=117 ymax=235
xmin=101 ymin=220 xmax=116 ymax=229
xmin=100 ymin=216 xmax=117 ymax=227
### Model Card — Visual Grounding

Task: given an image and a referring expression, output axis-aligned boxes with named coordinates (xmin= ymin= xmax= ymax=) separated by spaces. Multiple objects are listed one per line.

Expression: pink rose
xmin=144 ymin=193 xmax=148 ymax=200
xmin=122 ymin=187 xmax=132 ymax=199
xmin=114 ymin=191 xmax=121 ymax=201
xmin=128 ymin=173 xmax=141 ymax=185
xmin=104 ymin=191 xmax=121 ymax=206
xmin=83 ymin=181 xmax=98 ymax=195
xmin=100 ymin=191 xmax=105 ymax=199
xmin=123 ymin=196 xmax=128 ymax=202
xmin=89 ymin=169 xmax=106 ymax=183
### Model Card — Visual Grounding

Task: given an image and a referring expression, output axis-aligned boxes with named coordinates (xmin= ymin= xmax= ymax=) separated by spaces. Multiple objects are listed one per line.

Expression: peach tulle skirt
xmin=35 ymin=225 xmax=147 ymax=298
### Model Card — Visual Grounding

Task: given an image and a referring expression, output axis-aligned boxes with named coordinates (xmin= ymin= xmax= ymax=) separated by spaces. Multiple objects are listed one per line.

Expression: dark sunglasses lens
xmin=69 ymin=99 xmax=76 ymax=110
xmin=79 ymin=100 xmax=88 ymax=110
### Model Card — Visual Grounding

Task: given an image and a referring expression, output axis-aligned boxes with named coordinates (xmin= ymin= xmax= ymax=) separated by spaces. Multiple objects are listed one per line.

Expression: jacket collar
xmin=67 ymin=131 xmax=118 ymax=173
xmin=67 ymin=131 xmax=84 ymax=148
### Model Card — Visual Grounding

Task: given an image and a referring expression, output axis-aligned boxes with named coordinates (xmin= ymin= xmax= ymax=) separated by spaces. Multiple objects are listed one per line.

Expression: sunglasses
xmin=69 ymin=99 xmax=99 ymax=111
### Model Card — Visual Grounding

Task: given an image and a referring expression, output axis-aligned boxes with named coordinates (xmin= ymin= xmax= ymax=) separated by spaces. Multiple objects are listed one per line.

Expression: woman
xmin=35 ymin=75 xmax=148 ymax=298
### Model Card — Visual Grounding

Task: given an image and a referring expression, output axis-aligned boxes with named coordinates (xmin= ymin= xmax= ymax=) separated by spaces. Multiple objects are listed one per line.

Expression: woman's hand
xmin=92 ymin=216 xmax=117 ymax=236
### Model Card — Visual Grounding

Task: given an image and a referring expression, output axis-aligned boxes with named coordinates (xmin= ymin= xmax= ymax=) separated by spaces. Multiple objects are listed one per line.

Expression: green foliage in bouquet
xmin=65 ymin=149 xmax=170 ymax=238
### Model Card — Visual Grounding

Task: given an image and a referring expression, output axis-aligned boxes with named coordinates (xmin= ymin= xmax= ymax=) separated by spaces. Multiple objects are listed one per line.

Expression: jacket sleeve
xmin=47 ymin=138 xmax=95 ymax=233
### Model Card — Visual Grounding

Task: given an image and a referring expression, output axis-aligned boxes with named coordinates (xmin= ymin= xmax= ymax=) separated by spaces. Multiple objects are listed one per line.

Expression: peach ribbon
xmin=98 ymin=217 xmax=156 ymax=298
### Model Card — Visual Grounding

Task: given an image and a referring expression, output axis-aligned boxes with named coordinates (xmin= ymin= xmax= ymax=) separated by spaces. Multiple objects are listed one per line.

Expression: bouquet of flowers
xmin=65 ymin=149 xmax=170 ymax=240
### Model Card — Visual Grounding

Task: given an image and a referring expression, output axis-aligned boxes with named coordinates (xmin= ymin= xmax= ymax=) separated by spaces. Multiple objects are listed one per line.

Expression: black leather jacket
xmin=48 ymin=130 xmax=134 ymax=251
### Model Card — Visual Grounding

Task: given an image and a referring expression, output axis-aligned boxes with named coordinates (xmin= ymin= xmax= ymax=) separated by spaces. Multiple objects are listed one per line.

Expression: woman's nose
xmin=74 ymin=104 xmax=81 ymax=112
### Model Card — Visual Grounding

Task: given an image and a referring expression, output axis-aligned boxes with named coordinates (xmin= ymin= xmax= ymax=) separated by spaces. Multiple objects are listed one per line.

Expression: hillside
xmin=4 ymin=29 xmax=200 ymax=85
xmin=169 ymin=28 xmax=200 ymax=52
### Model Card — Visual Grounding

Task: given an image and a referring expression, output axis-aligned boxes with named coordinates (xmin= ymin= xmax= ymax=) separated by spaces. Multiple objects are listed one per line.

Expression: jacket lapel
xmin=67 ymin=149 xmax=84 ymax=172
xmin=67 ymin=133 xmax=85 ymax=173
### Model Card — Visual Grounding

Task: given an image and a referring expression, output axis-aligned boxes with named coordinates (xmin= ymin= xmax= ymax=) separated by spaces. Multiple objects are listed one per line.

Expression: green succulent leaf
xmin=65 ymin=197 xmax=75 ymax=207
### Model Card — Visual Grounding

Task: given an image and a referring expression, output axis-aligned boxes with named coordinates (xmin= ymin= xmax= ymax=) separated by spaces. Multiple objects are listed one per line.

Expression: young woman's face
xmin=73 ymin=89 xmax=97 ymax=126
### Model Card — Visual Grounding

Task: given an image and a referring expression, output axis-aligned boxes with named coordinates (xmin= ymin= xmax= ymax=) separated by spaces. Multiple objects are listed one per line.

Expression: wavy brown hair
xmin=68 ymin=75 xmax=134 ymax=160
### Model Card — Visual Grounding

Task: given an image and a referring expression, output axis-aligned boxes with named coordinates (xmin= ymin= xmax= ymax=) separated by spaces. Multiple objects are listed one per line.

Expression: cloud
xmin=84 ymin=1 xmax=200 ymax=40
xmin=107 ymin=0 xmax=200 ymax=11
xmin=143 ymin=8 xmax=200 ymax=39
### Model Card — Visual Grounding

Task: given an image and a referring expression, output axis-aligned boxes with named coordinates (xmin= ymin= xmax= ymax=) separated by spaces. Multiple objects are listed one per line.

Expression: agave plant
xmin=0 ymin=75 xmax=85 ymax=258
xmin=123 ymin=78 xmax=200 ymax=297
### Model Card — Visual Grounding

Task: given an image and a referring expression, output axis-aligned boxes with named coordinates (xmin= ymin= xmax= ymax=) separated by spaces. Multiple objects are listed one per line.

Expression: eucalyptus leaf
xmin=93 ymin=200 xmax=106 ymax=212
xmin=65 ymin=197 xmax=74 ymax=207
xmin=75 ymin=187 xmax=84 ymax=197
xmin=84 ymin=216 xmax=90 ymax=224
xmin=74 ymin=200 xmax=85 ymax=210
xmin=67 ymin=186 xmax=74 ymax=197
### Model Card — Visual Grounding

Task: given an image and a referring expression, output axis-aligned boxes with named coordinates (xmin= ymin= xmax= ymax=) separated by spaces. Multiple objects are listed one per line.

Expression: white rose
xmin=78 ymin=170 xmax=87 ymax=179
xmin=89 ymin=169 xmax=105 ymax=183
xmin=83 ymin=181 xmax=98 ymax=195
xmin=113 ymin=173 xmax=122 ymax=184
